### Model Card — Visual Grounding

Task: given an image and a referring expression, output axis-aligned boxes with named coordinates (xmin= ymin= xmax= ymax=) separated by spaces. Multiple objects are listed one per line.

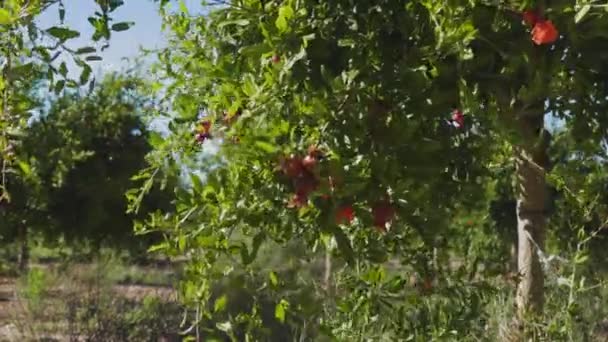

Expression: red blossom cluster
xmin=335 ymin=204 xmax=355 ymax=224
xmin=522 ymin=9 xmax=558 ymax=45
xmin=195 ymin=120 xmax=212 ymax=143
xmin=371 ymin=200 xmax=395 ymax=233
xmin=279 ymin=147 xmax=396 ymax=232
xmin=194 ymin=108 xmax=245 ymax=146
xmin=280 ymin=146 xmax=323 ymax=208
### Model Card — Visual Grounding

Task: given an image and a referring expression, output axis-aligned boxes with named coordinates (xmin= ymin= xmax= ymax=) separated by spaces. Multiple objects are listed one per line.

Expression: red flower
xmin=301 ymin=154 xmax=317 ymax=171
xmin=372 ymin=201 xmax=395 ymax=232
xmin=293 ymin=174 xmax=318 ymax=198
xmin=200 ymin=120 xmax=211 ymax=133
xmin=288 ymin=176 xmax=317 ymax=208
xmin=195 ymin=132 xmax=211 ymax=143
xmin=280 ymin=155 xmax=305 ymax=178
xmin=335 ymin=205 xmax=355 ymax=224
xmin=271 ymin=54 xmax=281 ymax=64
xmin=522 ymin=10 xmax=539 ymax=27
xmin=451 ymin=109 xmax=464 ymax=128
xmin=531 ymin=20 xmax=558 ymax=45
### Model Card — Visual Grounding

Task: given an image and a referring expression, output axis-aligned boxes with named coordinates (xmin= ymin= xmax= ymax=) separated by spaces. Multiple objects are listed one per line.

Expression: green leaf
xmin=282 ymin=48 xmax=307 ymax=73
xmin=213 ymin=295 xmax=227 ymax=312
xmin=269 ymin=271 xmax=278 ymax=287
xmin=111 ymin=22 xmax=134 ymax=32
xmin=238 ymin=43 xmax=272 ymax=58
xmin=88 ymin=77 xmax=96 ymax=94
xmin=216 ymin=321 xmax=232 ymax=332
xmin=191 ymin=173 xmax=203 ymax=193
xmin=17 ymin=161 xmax=31 ymax=176
xmin=148 ymin=131 xmax=164 ymax=148
xmin=85 ymin=55 xmax=103 ymax=61
xmin=275 ymin=299 xmax=289 ymax=323
xmin=59 ymin=3 xmax=65 ymax=22
xmin=275 ymin=4 xmax=294 ymax=32
xmin=147 ymin=242 xmax=169 ymax=253
xmin=178 ymin=0 xmax=189 ymax=14
xmin=80 ymin=65 xmax=92 ymax=85
xmin=76 ymin=47 xmax=97 ymax=54
xmin=242 ymin=75 xmax=257 ymax=97
xmin=338 ymin=39 xmax=356 ymax=48
xmin=330 ymin=225 xmax=354 ymax=265
xmin=10 ymin=63 xmax=34 ymax=79
xmin=46 ymin=26 xmax=80 ymax=40
xmin=575 ymin=253 xmax=589 ymax=264
xmin=108 ymin=0 xmax=125 ymax=12
xmin=0 ymin=9 xmax=13 ymax=25
xmin=575 ymin=5 xmax=591 ymax=23
xmin=59 ymin=62 xmax=68 ymax=76
xmin=241 ymin=232 xmax=265 ymax=265
xmin=255 ymin=140 xmax=277 ymax=153
xmin=54 ymin=80 xmax=65 ymax=94
xmin=218 ymin=19 xmax=250 ymax=29
xmin=239 ymin=244 xmax=250 ymax=265
xmin=178 ymin=235 xmax=186 ymax=251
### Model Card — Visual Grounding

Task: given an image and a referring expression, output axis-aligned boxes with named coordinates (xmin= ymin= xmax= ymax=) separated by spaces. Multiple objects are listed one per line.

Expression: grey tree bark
xmin=514 ymin=117 xmax=550 ymax=318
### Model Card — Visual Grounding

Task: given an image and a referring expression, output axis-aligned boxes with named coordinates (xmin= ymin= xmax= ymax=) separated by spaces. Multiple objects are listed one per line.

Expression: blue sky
xmin=36 ymin=0 xmax=203 ymax=78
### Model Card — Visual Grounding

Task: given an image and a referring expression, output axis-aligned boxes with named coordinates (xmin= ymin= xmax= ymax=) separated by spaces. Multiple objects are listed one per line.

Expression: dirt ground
xmin=0 ymin=275 xmax=177 ymax=341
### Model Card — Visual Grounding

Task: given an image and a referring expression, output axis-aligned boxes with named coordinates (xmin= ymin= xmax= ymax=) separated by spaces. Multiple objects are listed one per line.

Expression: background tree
xmin=0 ymin=0 xmax=137 ymax=268
xmin=0 ymin=74 xmax=176 ymax=268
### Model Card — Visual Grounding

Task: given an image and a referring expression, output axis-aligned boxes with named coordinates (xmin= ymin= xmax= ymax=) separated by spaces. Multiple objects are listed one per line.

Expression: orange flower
xmin=531 ymin=20 xmax=558 ymax=45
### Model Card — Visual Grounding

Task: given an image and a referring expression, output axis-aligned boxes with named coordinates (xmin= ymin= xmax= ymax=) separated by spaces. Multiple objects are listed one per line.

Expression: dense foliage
xmin=2 ymin=0 xmax=608 ymax=340
xmin=127 ymin=0 xmax=608 ymax=340
xmin=0 ymin=74 xmax=176 ymax=257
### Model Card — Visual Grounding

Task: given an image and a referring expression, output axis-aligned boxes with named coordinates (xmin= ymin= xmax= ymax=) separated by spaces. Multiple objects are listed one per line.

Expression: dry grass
xmin=0 ymin=262 xmax=182 ymax=342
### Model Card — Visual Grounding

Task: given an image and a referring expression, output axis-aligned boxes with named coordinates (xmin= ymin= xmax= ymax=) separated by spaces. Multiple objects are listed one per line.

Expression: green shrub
xmin=19 ymin=267 xmax=48 ymax=317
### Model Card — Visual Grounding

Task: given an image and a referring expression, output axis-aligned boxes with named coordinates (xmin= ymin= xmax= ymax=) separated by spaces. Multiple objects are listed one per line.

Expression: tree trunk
xmin=323 ymin=249 xmax=332 ymax=294
xmin=514 ymin=122 xmax=550 ymax=318
xmin=17 ymin=223 xmax=29 ymax=273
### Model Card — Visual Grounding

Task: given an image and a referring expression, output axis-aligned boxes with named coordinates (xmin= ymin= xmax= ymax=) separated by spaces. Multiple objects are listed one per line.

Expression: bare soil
xmin=0 ymin=272 xmax=178 ymax=341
